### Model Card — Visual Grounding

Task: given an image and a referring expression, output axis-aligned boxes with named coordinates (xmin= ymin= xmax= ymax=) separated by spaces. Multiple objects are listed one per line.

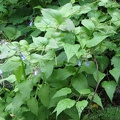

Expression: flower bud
xmin=29 ymin=21 xmax=33 ymax=26
xmin=34 ymin=69 xmax=38 ymax=76
xmin=0 ymin=70 xmax=2 ymax=75
xmin=20 ymin=53 xmax=26 ymax=60
xmin=78 ymin=59 xmax=82 ymax=66
xmin=86 ymin=59 xmax=89 ymax=66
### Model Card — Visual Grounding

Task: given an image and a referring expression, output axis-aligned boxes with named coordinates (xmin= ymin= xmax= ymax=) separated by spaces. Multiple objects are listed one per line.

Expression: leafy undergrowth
xmin=88 ymin=106 xmax=120 ymax=120
xmin=0 ymin=0 xmax=120 ymax=120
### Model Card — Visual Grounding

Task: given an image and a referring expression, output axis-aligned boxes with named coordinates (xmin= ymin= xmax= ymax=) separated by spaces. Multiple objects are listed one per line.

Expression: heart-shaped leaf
xmin=102 ymin=81 xmax=117 ymax=102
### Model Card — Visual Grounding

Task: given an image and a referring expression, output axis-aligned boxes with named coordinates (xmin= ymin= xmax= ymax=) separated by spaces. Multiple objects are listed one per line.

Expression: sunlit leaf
xmin=52 ymin=87 xmax=71 ymax=98
xmin=76 ymin=100 xmax=88 ymax=119
xmin=27 ymin=97 xmax=38 ymax=116
xmin=86 ymin=33 xmax=107 ymax=48
xmin=64 ymin=44 xmax=80 ymax=61
xmin=93 ymin=71 xmax=105 ymax=83
xmin=109 ymin=68 xmax=120 ymax=83
xmin=102 ymin=81 xmax=117 ymax=102
xmin=88 ymin=92 xmax=103 ymax=108
xmin=71 ymin=73 xmax=88 ymax=92
xmin=53 ymin=98 xmax=75 ymax=117
xmin=38 ymin=84 xmax=50 ymax=108
xmin=81 ymin=19 xmax=95 ymax=31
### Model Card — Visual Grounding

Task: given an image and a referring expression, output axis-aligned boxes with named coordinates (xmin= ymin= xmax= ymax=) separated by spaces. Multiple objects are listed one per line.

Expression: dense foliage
xmin=0 ymin=0 xmax=120 ymax=119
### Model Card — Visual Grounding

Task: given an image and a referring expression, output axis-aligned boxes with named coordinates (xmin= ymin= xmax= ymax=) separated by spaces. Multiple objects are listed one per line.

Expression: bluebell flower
xmin=20 ymin=53 xmax=26 ymax=60
xmin=78 ymin=59 xmax=82 ymax=66
xmin=34 ymin=69 xmax=38 ymax=76
xmin=85 ymin=59 xmax=89 ymax=66
xmin=0 ymin=70 xmax=2 ymax=75
xmin=29 ymin=21 xmax=33 ymax=26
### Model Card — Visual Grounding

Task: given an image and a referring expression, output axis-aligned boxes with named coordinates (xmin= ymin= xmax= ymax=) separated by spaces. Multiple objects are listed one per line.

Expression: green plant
xmin=0 ymin=0 xmax=120 ymax=120
xmin=88 ymin=106 xmax=120 ymax=120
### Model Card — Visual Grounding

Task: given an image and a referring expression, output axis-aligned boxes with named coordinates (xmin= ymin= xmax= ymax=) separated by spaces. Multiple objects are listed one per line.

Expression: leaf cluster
xmin=0 ymin=0 xmax=120 ymax=120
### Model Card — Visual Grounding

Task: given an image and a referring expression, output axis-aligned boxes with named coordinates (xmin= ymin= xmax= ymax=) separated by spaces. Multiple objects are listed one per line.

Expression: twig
xmin=87 ymin=56 xmax=100 ymax=120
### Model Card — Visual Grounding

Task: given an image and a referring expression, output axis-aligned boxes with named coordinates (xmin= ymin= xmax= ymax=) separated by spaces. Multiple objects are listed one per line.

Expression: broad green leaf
xmin=111 ymin=56 xmax=120 ymax=69
xmin=40 ymin=60 xmax=54 ymax=79
xmin=38 ymin=106 xmax=49 ymax=120
xmin=43 ymin=50 xmax=55 ymax=60
xmin=27 ymin=97 xmax=38 ymax=116
xmin=34 ymin=18 xmax=50 ymax=31
xmin=96 ymin=56 xmax=109 ymax=72
xmin=71 ymin=73 xmax=88 ymax=92
xmin=22 ymin=111 xmax=36 ymax=120
xmin=32 ymin=36 xmax=48 ymax=46
xmin=49 ymin=96 xmax=66 ymax=108
xmin=46 ymin=39 xmax=59 ymax=50
xmin=30 ymin=29 xmax=41 ymax=37
xmin=0 ymin=4 xmax=7 ymax=13
xmin=0 ymin=44 xmax=16 ymax=59
xmin=110 ymin=9 xmax=120 ymax=26
xmin=58 ymin=0 xmax=71 ymax=6
xmin=6 ymin=93 xmax=24 ymax=114
xmin=48 ymin=66 xmax=76 ymax=81
xmin=88 ymin=10 xmax=102 ymax=19
xmin=52 ymin=87 xmax=71 ymax=98
xmin=3 ymin=26 xmax=21 ymax=40
xmin=41 ymin=8 xmax=63 ymax=24
xmin=76 ymin=27 xmax=89 ymax=48
xmin=30 ymin=53 xmax=43 ymax=63
xmin=99 ymin=0 xmax=108 ymax=6
xmin=81 ymin=19 xmax=95 ymax=31
xmin=59 ymin=19 xmax=75 ymax=31
xmin=80 ymin=61 xmax=96 ymax=74
xmin=0 ymin=74 xmax=16 ymax=83
xmin=14 ymin=66 xmax=23 ymax=82
xmin=93 ymin=71 xmax=105 ymax=83
xmin=61 ymin=32 xmax=75 ymax=44
xmin=0 ymin=56 xmax=21 ymax=72
xmin=64 ymin=106 xmax=79 ymax=120
xmin=64 ymin=44 xmax=80 ymax=61
xmin=109 ymin=68 xmax=120 ymax=83
xmin=38 ymin=84 xmax=50 ymax=108
xmin=102 ymin=81 xmax=117 ymax=102
xmin=88 ymin=92 xmax=103 ymax=108
xmin=103 ymin=41 xmax=116 ymax=51
xmin=18 ymin=80 xmax=33 ymax=98
xmin=59 ymin=3 xmax=73 ymax=17
xmin=56 ymin=52 xmax=67 ymax=66
xmin=76 ymin=100 xmax=88 ymax=119
xmin=79 ymin=6 xmax=91 ymax=14
xmin=53 ymin=98 xmax=76 ymax=117
xmin=78 ymin=89 xmax=91 ymax=95
xmin=19 ymin=40 xmax=28 ymax=46
xmin=86 ymin=33 xmax=107 ymax=48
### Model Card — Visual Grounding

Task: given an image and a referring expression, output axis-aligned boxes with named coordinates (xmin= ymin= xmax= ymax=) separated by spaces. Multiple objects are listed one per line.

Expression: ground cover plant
xmin=0 ymin=0 xmax=120 ymax=120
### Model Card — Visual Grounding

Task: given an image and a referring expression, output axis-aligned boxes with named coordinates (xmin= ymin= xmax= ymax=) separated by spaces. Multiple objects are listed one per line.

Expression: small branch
xmin=87 ymin=56 xmax=100 ymax=119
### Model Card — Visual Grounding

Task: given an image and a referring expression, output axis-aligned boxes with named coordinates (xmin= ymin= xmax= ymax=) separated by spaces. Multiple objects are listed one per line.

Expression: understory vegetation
xmin=0 ymin=0 xmax=120 ymax=120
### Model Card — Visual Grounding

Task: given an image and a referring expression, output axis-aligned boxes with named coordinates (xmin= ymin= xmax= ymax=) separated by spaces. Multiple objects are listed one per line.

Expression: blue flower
xmin=0 ymin=70 xmax=2 ymax=75
xmin=29 ymin=21 xmax=33 ymax=26
xmin=34 ymin=69 xmax=38 ymax=76
xmin=78 ymin=59 xmax=82 ymax=66
xmin=85 ymin=59 xmax=89 ymax=66
xmin=20 ymin=53 xmax=26 ymax=60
